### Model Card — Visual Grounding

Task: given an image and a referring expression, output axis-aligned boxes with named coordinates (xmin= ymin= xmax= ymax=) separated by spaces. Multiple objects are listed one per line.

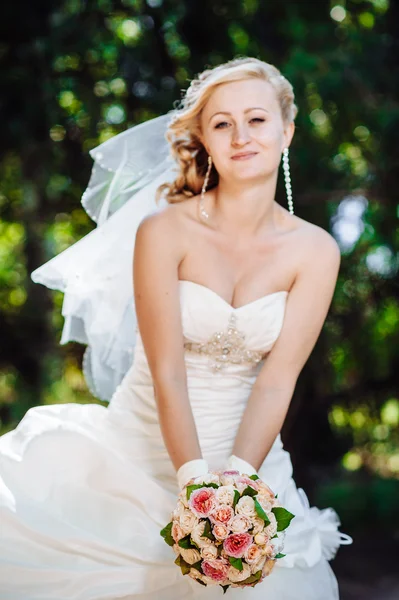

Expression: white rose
xmin=270 ymin=531 xmax=285 ymax=554
xmin=179 ymin=510 xmax=199 ymax=535
xmin=254 ymin=532 xmax=268 ymax=546
xmin=250 ymin=554 xmax=266 ymax=575
xmin=172 ymin=499 xmax=186 ymax=519
xmin=264 ymin=512 xmax=277 ymax=538
xmin=230 ymin=515 xmax=251 ymax=533
xmin=193 ymin=473 xmax=220 ymax=485
xmin=252 ymin=517 xmax=265 ymax=535
xmin=191 ymin=521 xmax=212 ymax=549
xmin=178 ymin=490 xmax=189 ymax=508
xmin=200 ymin=544 xmax=218 ymax=560
xmin=216 ymin=485 xmax=235 ymax=506
xmin=180 ymin=547 xmax=201 ymax=565
xmin=221 ymin=472 xmax=239 ymax=486
xmin=228 ymin=561 xmax=251 ymax=583
xmin=236 ymin=496 xmax=256 ymax=519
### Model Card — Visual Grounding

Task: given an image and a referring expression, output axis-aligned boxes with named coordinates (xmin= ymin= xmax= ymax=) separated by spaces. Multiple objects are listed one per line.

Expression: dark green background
xmin=1 ymin=1 xmax=398 ymax=597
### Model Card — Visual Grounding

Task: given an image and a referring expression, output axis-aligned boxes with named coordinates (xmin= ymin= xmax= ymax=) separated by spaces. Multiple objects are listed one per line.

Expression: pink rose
xmin=237 ymin=476 xmax=259 ymax=491
xmin=189 ymin=487 xmax=217 ymax=519
xmin=213 ymin=523 xmax=230 ymax=541
xmin=210 ymin=504 xmax=234 ymax=527
xmin=202 ymin=558 xmax=230 ymax=582
xmin=223 ymin=532 xmax=253 ymax=558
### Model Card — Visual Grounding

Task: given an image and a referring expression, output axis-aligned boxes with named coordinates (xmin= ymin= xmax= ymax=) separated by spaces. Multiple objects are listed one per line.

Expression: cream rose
xmin=257 ymin=494 xmax=272 ymax=513
xmin=254 ymin=532 xmax=268 ymax=546
xmin=213 ymin=523 xmax=230 ymax=541
xmin=172 ymin=499 xmax=186 ymax=520
xmin=244 ymin=543 xmax=262 ymax=564
xmin=179 ymin=509 xmax=199 ymax=535
xmin=230 ymin=514 xmax=251 ymax=534
xmin=172 ymin=543 xmax=181 ymax=556
xmin=235 ymin=496 xmax=256 ymax=519
xmin=200 ymin=544 xmax=218 ymax=560
xmin=193 ymin=473 xmax=220 ymax=485
xmin=264 ymin=512 xmax=277 ymax=538
xmin=171 ymin=521 xmax=184 ymax=543
xmin=180 ymin=547 xmax=201 ymax=565
xmin=189 ymin=567 xmax=204 ymax=582
xmin=220 ymin=471 xmax=239 ymax=486
xmin=191 ymin=521 xmax=212 ymax=549
xmin=252 ymin=516 xmax=265 ymax=535
xmin=250 ymin=554 xmax=267 ymax=575
xmin=216 ymin=485 xmax=235 ymax=506
xmin=228 ymin=561 xmax=251 ymax=583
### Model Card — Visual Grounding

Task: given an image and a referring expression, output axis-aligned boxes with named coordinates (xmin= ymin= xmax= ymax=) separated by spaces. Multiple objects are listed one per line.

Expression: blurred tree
xmin=0 ymin=1 xmax=398 ymax=528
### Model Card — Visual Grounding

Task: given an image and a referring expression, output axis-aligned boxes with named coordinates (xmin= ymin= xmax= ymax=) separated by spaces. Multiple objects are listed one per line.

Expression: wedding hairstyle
xmin=156 ymin=56 xmax=298 ymax=205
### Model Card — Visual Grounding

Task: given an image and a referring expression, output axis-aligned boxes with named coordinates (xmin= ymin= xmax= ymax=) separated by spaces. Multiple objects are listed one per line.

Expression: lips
xmin=231 ymin=152 xmax=258 ymax=160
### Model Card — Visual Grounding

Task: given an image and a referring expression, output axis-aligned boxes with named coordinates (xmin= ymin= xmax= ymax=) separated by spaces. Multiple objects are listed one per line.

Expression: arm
xmin=231 ymin=229 xmax=341 ymax=470
xmin=133 ymin=209 xmax=206 ymax=483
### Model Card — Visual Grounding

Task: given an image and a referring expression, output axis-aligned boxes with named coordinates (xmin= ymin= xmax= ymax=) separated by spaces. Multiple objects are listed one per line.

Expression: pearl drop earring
xmin=199 ymin=155 xmax=212 ymax=222
xmin=282 ymin=148 xmax=294 ymax=215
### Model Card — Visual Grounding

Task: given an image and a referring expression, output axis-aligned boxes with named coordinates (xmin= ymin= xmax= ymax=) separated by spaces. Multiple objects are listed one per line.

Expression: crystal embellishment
xmin=184 ymin=313 xmax=265 ymax=371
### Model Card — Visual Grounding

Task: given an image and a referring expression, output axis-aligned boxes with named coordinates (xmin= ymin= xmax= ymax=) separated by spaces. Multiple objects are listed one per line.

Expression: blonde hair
xmin=156 ymin=56 xmax=298 ymax=205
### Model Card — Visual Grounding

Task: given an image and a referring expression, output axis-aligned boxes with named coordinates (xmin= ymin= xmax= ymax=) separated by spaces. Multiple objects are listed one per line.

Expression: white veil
xmin=31 ymin=110 xmax=179 ymax=401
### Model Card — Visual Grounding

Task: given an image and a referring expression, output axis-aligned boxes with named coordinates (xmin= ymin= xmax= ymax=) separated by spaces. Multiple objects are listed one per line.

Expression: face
xmin=199 ymin=78 xmax=295 ymax=183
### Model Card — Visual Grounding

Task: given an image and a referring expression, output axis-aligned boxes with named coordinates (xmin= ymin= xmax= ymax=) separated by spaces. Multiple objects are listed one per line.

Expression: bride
xmin=0 ymin=57 xmax=352 ymax=599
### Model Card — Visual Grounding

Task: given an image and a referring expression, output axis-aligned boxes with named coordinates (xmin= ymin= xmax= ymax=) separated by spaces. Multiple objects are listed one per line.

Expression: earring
xmin=282 ymin=148 xmax=294 ymax=215
xmin=199 ymin=155 xmax=212 ymax=222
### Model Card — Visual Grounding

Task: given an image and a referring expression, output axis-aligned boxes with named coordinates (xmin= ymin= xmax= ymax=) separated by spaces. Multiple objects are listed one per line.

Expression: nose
xmin=231 ymin=122 xmax=251 ymax=147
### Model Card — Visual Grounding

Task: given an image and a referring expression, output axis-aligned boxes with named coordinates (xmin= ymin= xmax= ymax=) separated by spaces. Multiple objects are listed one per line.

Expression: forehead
xmin=202 ymin=78 xmax=280 ymax=120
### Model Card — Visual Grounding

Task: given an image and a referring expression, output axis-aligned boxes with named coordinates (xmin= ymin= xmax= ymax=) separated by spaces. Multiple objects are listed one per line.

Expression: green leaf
xmin=160 ymin=522 xmax=174 ymax=547
xmin=239 ymin=570 xmax=262 ymax=585
xmin=220 ymin=584 xmax=230 ymax=594
xmin=275 ymin=493 xmax=278 ymax=498
xmin=186 ymin=482 xmax=219 ymax=500
xmin=174 ymin=554 xmax=191 ymax=575
xmin=233 ymin=489 xmax=240 ymax=508
xmin=241 ymin=485 xmax=257 ymax=498
xmin=249 ymin=474 xmax=260 ymax=480
xmin=202 ymin=519 xmax=216 ymax=541
xmin=178 ymin=534 xmax=196 ymax=549
xmin=186 ymin=484 xmax=203 ymax=500
xmin=271 ymin=534 xmax=278 ymax=539
xmin=196 ymin=578 xmax=207 ymax=586
xmin=272 ymin=507 xmax=295 ymax=531
xmin=275 ymin=552 xmax=286 ymax=558
xmin=254 ymin=498 xmax=271 ymax=525
xmin=192 ymin=560 xmax=204 ymax=574
xmin=228 ymin=556 xmax=243 ymax=571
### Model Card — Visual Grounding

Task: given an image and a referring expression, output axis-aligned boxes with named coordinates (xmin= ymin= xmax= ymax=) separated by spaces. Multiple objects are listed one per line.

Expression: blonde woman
xmin=0 ymin=57 xmax=352 ymax=599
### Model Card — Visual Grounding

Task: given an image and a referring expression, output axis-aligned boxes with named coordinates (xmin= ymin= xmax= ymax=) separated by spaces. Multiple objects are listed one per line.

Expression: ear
xmin=283 ymin=121 xmax=295 ymax=150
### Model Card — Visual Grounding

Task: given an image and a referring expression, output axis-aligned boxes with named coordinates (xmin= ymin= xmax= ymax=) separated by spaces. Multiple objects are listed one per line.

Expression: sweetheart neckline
xmin=179 ymin=279 xmax=289 ymax=311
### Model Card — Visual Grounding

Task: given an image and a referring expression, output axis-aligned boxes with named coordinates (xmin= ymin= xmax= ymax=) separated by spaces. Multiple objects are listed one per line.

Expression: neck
xmin=209 ymin=170 xmax=281 ymax=237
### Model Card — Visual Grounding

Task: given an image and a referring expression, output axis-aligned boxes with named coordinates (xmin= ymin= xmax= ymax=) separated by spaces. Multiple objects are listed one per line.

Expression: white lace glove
xmin=176 ymin=458 xmax=209 ymax=490
xmin=226 ymin=454 xmax=258 ymax=477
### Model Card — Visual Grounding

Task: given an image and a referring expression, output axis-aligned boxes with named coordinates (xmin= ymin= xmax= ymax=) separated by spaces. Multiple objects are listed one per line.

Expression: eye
xmin=250 ymin=117 xmax=265 ymax=124
xmin=214 ymin=121 xmax=229 ymax=129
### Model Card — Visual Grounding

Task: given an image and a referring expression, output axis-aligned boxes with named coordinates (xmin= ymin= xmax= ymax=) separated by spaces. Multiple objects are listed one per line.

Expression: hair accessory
xmin=199 ymin=155 xmax=212 ymax=221
xmin=282 ymin=148 xmax=294 ymax=215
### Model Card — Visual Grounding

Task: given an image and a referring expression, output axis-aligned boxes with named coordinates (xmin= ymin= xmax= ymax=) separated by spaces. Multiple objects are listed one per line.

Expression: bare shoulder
xmin=136 ymin=200 xmax=194 ymax=250
xmin=292 ymin=217 xmax=341 ymax=272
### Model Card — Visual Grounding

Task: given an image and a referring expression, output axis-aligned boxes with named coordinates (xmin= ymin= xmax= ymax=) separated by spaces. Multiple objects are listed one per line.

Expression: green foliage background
xmin=1 ymin=0 xmax=398 ymax=593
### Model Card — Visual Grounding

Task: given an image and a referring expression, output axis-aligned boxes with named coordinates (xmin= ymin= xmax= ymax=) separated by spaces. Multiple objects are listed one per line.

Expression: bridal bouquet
xmin=160 ymin=470 xmax=295 ymax=592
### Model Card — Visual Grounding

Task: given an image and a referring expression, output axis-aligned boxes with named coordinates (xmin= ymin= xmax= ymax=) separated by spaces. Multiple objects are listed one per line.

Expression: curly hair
xmin=156 ymin=56 xmax=298 ymax=205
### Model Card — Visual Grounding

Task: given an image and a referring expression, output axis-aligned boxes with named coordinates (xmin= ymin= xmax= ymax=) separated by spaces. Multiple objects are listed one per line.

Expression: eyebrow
xmin=209 ymin=107 xmax=269 ymax=123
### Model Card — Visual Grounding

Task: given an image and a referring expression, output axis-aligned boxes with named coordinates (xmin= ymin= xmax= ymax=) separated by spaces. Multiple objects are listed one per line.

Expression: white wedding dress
xmin=0 ymin=279 xmax=352 ymax=600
